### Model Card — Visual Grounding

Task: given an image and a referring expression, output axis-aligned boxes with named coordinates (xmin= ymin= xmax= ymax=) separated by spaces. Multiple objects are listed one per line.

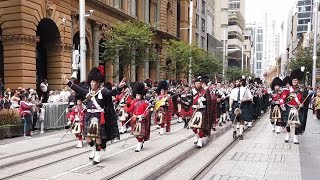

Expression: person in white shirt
xmin=47 ymin=91 xmax=55 ymax=103
xmin=59 ymin=87 xmax=71 ymax=102
xmin=229 ymin=77 xmax=253 ymax=140
xmin=40 ymin=79 xmax=49 ymax=103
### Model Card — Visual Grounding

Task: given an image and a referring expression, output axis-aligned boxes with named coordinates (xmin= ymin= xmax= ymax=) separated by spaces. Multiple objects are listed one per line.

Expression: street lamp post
xmin=188 ymin=0 xmax=193 ymax=84
xmin=312 ymin=0 xmax=319 ymax=89
xmin=222 ymin=29 xmax=227 ymax=83
xmin=79 ymin=0 xmax=86 ymax=81
xmin=241 ymin=45 xmax=244 ymax=71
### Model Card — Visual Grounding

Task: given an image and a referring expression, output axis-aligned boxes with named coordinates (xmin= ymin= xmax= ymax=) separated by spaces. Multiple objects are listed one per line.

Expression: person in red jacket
xmin=280 ymin=69 xmax=304 ymax=144
xmin=114 ymin=86 xmax=133 ymax=134
xmin=19 ymin=94 xmax=35 ymax=137
xmin=154 ymin=81 xmax=173 ymax=135
xmin=68 ymin=95 xmax=86 ymax=148
xmin=125 ymin=82 xmax=150 ymax=152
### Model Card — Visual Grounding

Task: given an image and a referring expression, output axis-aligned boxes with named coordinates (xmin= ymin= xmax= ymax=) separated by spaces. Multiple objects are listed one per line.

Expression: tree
xmin=100 ymin=20 xmax=155 ymax=78
xmin=165 ymin=39 xmax=223 ymax=79
xmin=226 ymin=67 xmax=253 ymax=82
xmin=288 ymin=46 xmax=312 ymax=84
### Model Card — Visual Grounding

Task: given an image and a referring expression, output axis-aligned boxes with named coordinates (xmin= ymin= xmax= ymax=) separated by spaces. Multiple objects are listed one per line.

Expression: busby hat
xmin=87 ymin=67 xmax=103 ymax=84
xmin=144 ymin=79 xmax=152 ymax=88
xmin=156 ymin=80 xmax=169 ymax=94
xmin=282 ymin=76 xmax=292 ymax=86
xmin=254 ymin=78 xmax=262 ymax=84
xmin=133 ymin=82 xmax=147 ymax=96
xmin=290 ymin=68 xmax=304 ymax=81
xmin=271 ymin=77 xmax=283 ymax=90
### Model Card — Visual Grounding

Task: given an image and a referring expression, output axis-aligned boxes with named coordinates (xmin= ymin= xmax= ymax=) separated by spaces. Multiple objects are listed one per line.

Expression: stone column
xmin=113 ymin=50 xmax=120 ymax=83
xmin=144 ymin=48 xmax=149 ymax=79
xmin=131 ymin=60 xmax=136 ymax=82
xmin=144 ymin=0 xmax=150 ymax=22
xmin=156 ymin=47 xmax=160 ymax=81
xmin=131 ymin=0 xmax=137 ymax=17
xmin=114 ymin=0 xmax=120 ymax=8
xmin=2 ymin=35 xmax=38 ymax=89
xmin=93 ymin=22 xmax=101 ymax=68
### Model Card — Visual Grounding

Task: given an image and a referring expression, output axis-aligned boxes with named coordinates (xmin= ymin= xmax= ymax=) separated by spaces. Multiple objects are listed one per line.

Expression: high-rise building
xmin=297 ymin=0 xmax=313 ymax=38
xmin=227 ymin=0 xmax=246 ymax=68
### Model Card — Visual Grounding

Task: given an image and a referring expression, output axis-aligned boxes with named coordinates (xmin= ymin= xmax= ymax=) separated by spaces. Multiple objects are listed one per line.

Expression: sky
xmin=245 ymin=0 xmax=296 ymax=32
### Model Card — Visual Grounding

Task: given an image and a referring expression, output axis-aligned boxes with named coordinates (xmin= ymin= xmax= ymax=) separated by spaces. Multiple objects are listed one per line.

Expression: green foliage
xmin=288 ymin=46 xmax=312 ymax=83
xmin=100 ymin=20 xmax=155 ymax=77
xmin=0 ymin=110 xmax=21 ymax=127
xmin=226 ymin=67 xmax=253 ymax=82
xmin=165 ymin=39 xmax=223 ymax=78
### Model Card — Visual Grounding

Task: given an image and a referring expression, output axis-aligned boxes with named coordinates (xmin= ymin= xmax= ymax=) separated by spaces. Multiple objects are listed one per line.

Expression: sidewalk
xmin=203 ymin=112 xmax=304 ymax=180
xmin=299 ymin=111 xmax=320 ymax=180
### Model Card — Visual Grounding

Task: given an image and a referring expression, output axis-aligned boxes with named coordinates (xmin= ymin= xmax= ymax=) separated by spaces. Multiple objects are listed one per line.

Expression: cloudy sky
xmin=245 ymin=0 xmax=296 ymax=32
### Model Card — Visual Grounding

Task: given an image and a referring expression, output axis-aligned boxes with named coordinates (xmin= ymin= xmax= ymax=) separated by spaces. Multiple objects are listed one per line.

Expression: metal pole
xmin=62 ymin=17 xmax=66 ymax=85
xmin=312 ymin=1 xmax=318 ymax=89
xmin=241 ymin=45 xmax=244 ymax=71
xmin=79 ymin=0 xmax=87 ymax=81
xmin=222 ymin=29 xmax=226 ymax=83
xmin=188 ymin=0 xmax=193 ymax=84
xmin=245 ymin=55 xmax=248 ymax=71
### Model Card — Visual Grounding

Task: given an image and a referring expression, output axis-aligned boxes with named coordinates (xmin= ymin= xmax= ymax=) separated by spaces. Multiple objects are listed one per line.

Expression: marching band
xmin=61 ymin=67 xmax=310 ymax=165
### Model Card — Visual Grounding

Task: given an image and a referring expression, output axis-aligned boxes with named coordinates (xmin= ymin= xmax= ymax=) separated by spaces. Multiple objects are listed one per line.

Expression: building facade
xmin=0 ymin=0 xmax=181 ymax=90
xmin=297 ymin=0 xmax=313 ymax=38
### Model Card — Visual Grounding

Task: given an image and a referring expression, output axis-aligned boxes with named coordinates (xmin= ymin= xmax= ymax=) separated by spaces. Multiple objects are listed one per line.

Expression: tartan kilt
xmin=131 ymin=114 xmax=151 ymax=141
xmin=83 ymin=112 xmax=107 ymax=139
xmin=230 ymin=102 xmax=253 ymax=122
xmin=218 ymin=102 xmax=226 ymax=115
xmin=282 ymin=105 xmax=304 ymax=129
xmin=154 ymin=108 xmax=172 ymax=124
xmin=180 ymin=106 xmax=193 ymax=117
xmin=240 ymin=102 xmax=253 ymax=121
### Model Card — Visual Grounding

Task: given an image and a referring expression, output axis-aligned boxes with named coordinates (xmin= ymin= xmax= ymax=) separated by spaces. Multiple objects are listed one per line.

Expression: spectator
xmin=37 ymin=104 xmax=45 ymax=134
xmin=47 ymin=91 xmax=55 ymax=103
xmin=19 ymin=94 xmax=34 ymax=137
xmin=40 ymin=79 xmax=49 ymax=103
xmin=10 ymin=90 xmax=20 ymax=109
xmin=59 ymin=87 xmax=71 ymax=102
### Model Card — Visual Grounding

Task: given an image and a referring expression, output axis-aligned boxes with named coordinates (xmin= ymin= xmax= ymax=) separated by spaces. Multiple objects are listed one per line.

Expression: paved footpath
xmin=203 ymin=111 xmax=319 ymax=180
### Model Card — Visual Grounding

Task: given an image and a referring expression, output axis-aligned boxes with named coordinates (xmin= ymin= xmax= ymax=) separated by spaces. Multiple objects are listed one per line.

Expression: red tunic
xmin=280 ymin=86 xmax=303 ymax=107
xmin=126 ymin=99 xmax=150 ymax=140
xmin=69 ymin=105 xmax=86 ymax=134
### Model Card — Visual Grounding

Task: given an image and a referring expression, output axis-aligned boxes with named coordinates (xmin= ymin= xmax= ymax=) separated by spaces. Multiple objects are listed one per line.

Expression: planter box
xmin=0 ymin=124 xmax=24 ymax=139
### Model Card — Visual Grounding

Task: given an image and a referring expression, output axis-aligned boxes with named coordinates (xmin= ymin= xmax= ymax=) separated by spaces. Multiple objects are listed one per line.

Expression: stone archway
xmin=0 ymin=28 xmax=4 ymax=86
xmin=36 ymin=18 xmax=61 ymax=94
xmin=72 ymin=31 xmax=92 ymax=83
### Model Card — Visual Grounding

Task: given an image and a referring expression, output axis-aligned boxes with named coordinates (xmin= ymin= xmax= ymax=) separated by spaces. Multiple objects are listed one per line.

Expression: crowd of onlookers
xmin=0 ymin=78 xmax=76 ymax=138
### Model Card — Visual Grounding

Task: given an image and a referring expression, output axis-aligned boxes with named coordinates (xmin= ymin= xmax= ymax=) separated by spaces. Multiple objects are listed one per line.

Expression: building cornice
xmin=1 ymin=35 xmax=39 ymax=45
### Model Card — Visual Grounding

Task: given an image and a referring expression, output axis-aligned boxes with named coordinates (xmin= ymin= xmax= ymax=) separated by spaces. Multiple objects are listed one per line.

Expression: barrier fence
xmin=42 ymin=102 xmax=68 ymax=130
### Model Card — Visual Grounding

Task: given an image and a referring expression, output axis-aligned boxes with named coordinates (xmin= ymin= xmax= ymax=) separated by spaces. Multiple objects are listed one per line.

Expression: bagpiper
xmin=154 ymin=81 xmax=173 ymax=135
xmin=190 ymin=76 xmax=212 ymax=148
xmin=270 ymin=77 xmax=283 ymax=133
xmin=62 ymin=67 xmax=126 ymax=165
xmin=179 ymin=84 xmax=193 ymax=128
xmin=125 ymin=82 xmax=151 ymax=152
xmin=68 ymin=95 xmax=86 ymax=148
xmin=229 ymin=77 xmax=253 ymax=140
xmin=216 ymin=81 xmax=227 ymax=126
xmin=114 ymin=86 xmax=133 ymax=134
xmin=280 ymin=69 xmax=304 ymax=144
xmin=208 ymin=82 xmax=218 ymax=131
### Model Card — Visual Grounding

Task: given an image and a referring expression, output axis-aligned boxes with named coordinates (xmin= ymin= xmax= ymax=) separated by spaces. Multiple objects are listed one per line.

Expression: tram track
xmin=145 ymin=112 xmax=267 ymax=180
xmin=0 ymin=120 xmax=182 ymax=180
